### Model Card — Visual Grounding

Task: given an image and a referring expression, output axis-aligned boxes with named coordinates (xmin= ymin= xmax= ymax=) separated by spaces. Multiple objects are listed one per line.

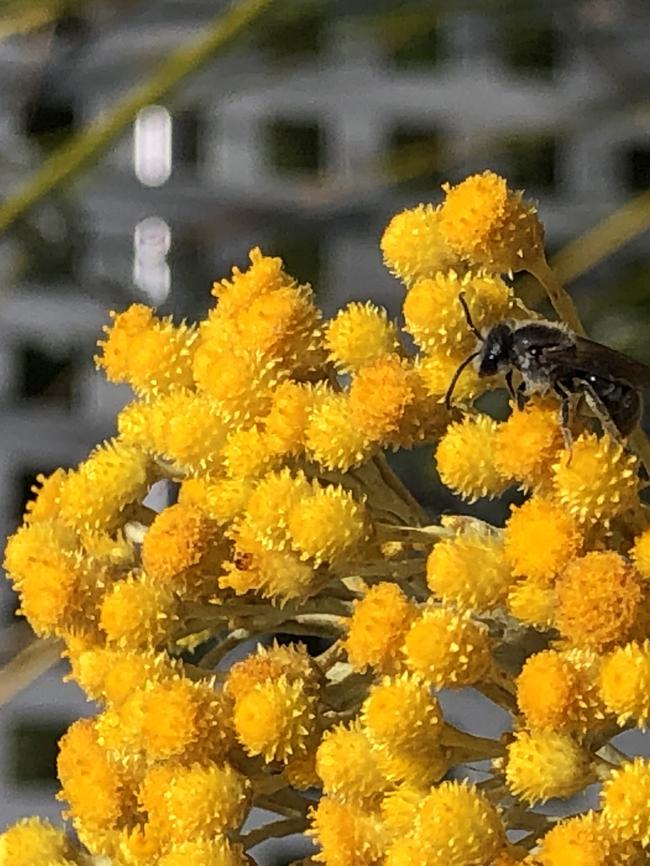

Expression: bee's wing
xmin=545 ymin=336 xmax=650 ymax=388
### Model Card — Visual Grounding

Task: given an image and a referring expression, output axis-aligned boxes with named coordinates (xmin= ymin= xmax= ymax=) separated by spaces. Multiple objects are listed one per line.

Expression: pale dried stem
xmin=239 ymin=816 xmax=308 ymax=850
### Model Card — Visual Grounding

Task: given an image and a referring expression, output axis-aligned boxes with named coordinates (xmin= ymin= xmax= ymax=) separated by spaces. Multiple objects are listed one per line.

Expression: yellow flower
xmin=415 ymin=781 xmax=505 ymax=865
xmin=22 ymin=468 xmax=68 ymax=524
xmin=220 ymin=529 xmax=315 ymax=604
xmin=345 ymin=582 xmax=417 ymax=674
xmin=631 ymin=528 xmax=650 ymax=581
xmin=287 ymin=483 xmax=369 ymax=565
xmin=193 ymin=343 xmax=279 ymax=424
xmin=243 ymin=467 xmax=312 ymax=551
xmin=507 ymin=577 xmax=555 ymax=628
xmin=502 ymin=730 xmax=593 ymax=804
xmin=555 ymin=552 xmax=642 ymax=650
xmin=493 ymin=396 xmax=564 ymax=491
xmin=159 ymin=838 xmax=250 ymax=866
xmin=384 ymin=836 xmax=441 ymax=866
xmin=222 ymin=424 xmax=280 ymax=479
xmin=146 ymin=390 xmax=228 ymax=474
xmin=68 ymin=647 xmax=179 ymax=705
xmin=141 ymin=502 xmax=227 ymax=598
xmin=225 ymin=641 xmax=319 ymax=702
xmin=552 ymin=433 xmax=639 ymax=526
xmin=179 ymin=476 xmax=253 ymax=524
xmin=308 ymin=797 xmax=386 ymax=866
xmin=601 ymin=757 xmax=650 ymax=846
xmin=265 ymin=379 xmax=325 ymax=455
xmin=305 ymin=390 xmax=374 ymax=471
xmin=58 ymin=439 xmax=151 ymax=533
xmin=426 ymin=526 xmax=513 ymax=610
xmin=438 ymin=170 xmax=545 ymax=273
xmin=435 ymin=414 xmax=509 ymax=502
xmin=516 ymin=649 xmax=606 ymax=734
xmin=417 ymin=350 xmax=484 ymax=403
xmin=599 ymin=640 xmax=650 ymax=727
xmin=380 ymin=202 xmax=459 ymax=285
xmin=361 ymin=673 xmax=443 ymax=757
xmin=57 ymin=718 xmax=131 ymax=829
xmin=4 ymin=521 xmax=86 ymax=637
xmin=212 ymin=246 xmax=295 ymax=318
xmin=0 ymin=818 xmax=78 ymax=866
xmin=349 ymin=354 xmax=443 ymax=448
xmin=381 ymin=785 xmax=427 ymax=837
xmin=161 ymin=762 xmax=251 ymax=841
xmin=141 ymin=676 xmax=232 ymax=762
xmin=233 ymin=674 xmax=317 ymax=762
xmin=325 ymin=301 xmax=399 ymax=371
xmin=403 ymin=607 xmax=492 ymax=687
xmin=96 ymin=303 xmax=197 ymax=396
xmin=504 ymin=497 xmax=582 ymax=582
xmin=538 ymin=811 xmax=637 ymax=866
xmin=99 ymin=572 xmax=178 ymax=649
xmin=403 ymin=269 xmax=511 ymax=355
xmin=316 ymin=722 xmax=388 ymax=805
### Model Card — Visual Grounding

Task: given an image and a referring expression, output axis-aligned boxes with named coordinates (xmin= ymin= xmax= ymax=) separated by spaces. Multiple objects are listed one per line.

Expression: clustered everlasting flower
xmin=3 ymin=170 xmax=650 ymax=866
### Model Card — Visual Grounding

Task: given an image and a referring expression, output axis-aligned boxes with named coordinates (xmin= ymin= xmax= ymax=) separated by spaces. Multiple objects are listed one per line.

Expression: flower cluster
xmin=3 ymin=171 xmax=650 ymax=866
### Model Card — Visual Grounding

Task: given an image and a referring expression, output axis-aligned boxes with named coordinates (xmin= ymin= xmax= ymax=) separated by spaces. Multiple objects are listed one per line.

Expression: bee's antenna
xmin=445 ymin=350 xmax=481 ymax=410
xmin=459 ymin=292 xmax=483 ymax=342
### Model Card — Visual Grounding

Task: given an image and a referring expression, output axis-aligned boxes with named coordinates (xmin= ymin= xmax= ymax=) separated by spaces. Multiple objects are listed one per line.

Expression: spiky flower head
xmin=243 ymin=467 xmax=312 ymax=552
xmin=345 ymin=582 xmax=417 ymax=674
xmin=494 ymin=397 xmax=564 ymax=491
xmin=316 ymin=722 xmax=388 ymax=805
xmin=415 ymin=781 xmax=506 ymax=865
xmin=96 ymin=303 xmax=197 ymax=397
xmin=380 ymin=202 xmax=459 ymax=285
xmin=438 ymin=170 xmax=545 ymax=273
xmin=308 ymin=797 xmax=386 ymax=866
xmin=552 ymin=433 xmax=639 ymax=525
xmin=426 ymin=525 xmax=513 ymax=610
xmin=0 ymin=817 xmax=78 ymax=866
xmin=212 ymin=246 xmax=293 ymax=313
xmin=516 ymin=649 xmax=606 ymax=735
xmin=265 ymin=379 xmax=324 ymax=456
xmin=233 ymin=674 xmax=317 ymax=762
xmin=305 ymin=390 xmax=374 ymax=471
xmin=287 ymin=482 xmax=369 ymax=565
xmin=159 ymin=761 xmax=251 ymax=841
xmin=99 ymin=571 xmax=178 ymax=649
xmin=601 ymin=757 xmax=650 ymax=847
xmin=158 ymin=839 xmax=251 ymax=866
xmin=504 ymin=497 xmax=582 ymax=582
xmin=222 ymin=424 xmax=280 ymax=479
xmin=22 ymin=468 xmax=68 ymax=524
xmin=538 ymin=811 xmax=639 ymax=866
xmin=435 ymin=414 xmax=509 ymax=502
xmin=225 ymin=641 xmax=319 ymax=702
xmin=507 ymin=576 xmax=555 ymax=628
xmin=403 ymin=269 xmax=511 ymax=355
xmin=555 ymin=552 xmax=642 ymax=650
xmin=325 ymin=301 xmax=399 ymax=371
xmin=631 ymin=528 xmax=650 ymax=582
xmin=361 ymin=673 xmax=443 ymax=756
xmin=402 ymin=607 xmax=492 ymax=687
xmin=599 ymin=640 xmax=650 ymax=727
xmin=502 ymin=730 xmax=593 ymax=804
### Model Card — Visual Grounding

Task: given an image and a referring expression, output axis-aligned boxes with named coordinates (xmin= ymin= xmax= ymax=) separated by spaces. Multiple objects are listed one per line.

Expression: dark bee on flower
xmin=446 ymin=293 xmax=650 ymax=441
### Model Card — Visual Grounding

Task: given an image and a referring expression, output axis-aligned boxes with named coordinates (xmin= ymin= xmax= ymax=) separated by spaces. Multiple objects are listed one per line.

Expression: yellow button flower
xmin=381 ymin=202 xmax=459 ymax=285
xmin=345 ymin=582 xmax=417 ymax=674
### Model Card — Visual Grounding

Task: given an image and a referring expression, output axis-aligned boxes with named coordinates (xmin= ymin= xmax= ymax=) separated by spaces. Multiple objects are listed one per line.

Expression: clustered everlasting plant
xmin=3 ymin=170 xmax=650 ymax=866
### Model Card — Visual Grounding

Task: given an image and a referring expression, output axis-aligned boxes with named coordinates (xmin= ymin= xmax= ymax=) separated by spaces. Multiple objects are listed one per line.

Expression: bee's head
xmin=477 ymin=322 xmax=515 ymax=377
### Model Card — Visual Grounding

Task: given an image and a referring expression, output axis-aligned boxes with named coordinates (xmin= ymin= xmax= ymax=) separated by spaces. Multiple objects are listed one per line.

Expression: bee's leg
xmin=505 ymin=370 xmax=517 ymax=405
xmin=553 ymin=380 xmax=574 ymax=453
xmin=580 ymin=379 xmax=631 ymax=442
xmin=516 ymin=382 xmax=527 ymax=411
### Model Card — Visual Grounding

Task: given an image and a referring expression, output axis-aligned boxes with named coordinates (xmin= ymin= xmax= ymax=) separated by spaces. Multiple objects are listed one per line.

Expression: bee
xmin=445 ymin=294 xmax=650 ymax=442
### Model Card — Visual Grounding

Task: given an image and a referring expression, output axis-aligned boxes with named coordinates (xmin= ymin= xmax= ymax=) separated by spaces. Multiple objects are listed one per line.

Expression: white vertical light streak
xmin=133 ymin=217 xmax=171 ymax=304
xmin=134 ymin=105 xmax=172 ymax=187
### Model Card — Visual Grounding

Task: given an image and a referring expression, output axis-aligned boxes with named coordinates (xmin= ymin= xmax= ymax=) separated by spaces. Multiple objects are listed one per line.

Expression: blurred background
xmin=1 ymin=0 xmax=650 ymax=843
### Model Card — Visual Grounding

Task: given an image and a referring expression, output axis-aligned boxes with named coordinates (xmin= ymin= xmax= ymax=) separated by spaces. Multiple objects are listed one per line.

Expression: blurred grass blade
xmin=0 ymin=0 xmax=273 ymax=235
xmin=549 ymin=187 xmax=650 ymax=284
xmin=0 ymin=636 xmax=63 ymax=706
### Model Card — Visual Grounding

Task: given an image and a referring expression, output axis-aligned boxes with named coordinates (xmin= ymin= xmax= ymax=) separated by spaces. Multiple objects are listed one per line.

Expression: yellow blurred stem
xmin=527 ymin=255 xmax=586 ymax=336
xmin=0 ymin=636 xmax=62 ymax=706
xmin=0 ymin=0 xmax=273 ymax=235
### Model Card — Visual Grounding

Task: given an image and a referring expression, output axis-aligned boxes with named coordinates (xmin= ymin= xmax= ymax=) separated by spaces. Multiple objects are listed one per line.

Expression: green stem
xmin=0 ymin=0 xmax=274 ymax=235
xmin=239 ymin=816 xmax=308 ymax=850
